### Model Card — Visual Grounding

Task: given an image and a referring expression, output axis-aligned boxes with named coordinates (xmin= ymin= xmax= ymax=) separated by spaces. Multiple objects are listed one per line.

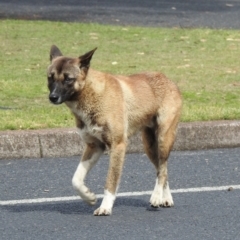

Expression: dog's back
xmin=83 ymin=69 xmax=182 ymax=137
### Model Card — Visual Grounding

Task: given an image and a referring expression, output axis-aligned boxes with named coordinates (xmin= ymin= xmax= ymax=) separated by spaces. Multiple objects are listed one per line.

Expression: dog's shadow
xmin=1 ymin=197 xmax=150 ymax=215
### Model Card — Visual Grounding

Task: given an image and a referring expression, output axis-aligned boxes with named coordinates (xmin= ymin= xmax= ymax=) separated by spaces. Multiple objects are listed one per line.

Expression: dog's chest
xmin=75 ymin=111 xmax=103 ymax=143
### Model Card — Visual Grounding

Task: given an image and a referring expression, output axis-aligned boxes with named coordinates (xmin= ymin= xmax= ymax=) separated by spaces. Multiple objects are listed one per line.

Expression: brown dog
xmin=47 ymin=45 xmax=182 ymax=216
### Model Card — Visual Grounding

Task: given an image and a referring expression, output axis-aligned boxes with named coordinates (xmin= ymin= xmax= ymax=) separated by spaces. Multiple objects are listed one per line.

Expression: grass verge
xmin=0 ymin=20 xmax=240 ymax=130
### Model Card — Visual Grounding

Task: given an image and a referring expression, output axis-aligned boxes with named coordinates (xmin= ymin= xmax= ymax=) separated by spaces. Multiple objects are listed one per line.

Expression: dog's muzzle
xmin=49 ymin=93 xmax=62 ymax=104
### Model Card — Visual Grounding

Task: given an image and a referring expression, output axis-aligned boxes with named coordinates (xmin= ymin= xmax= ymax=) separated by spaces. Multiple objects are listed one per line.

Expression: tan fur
xmin=47 ymin=46 xmax=182 ymax=216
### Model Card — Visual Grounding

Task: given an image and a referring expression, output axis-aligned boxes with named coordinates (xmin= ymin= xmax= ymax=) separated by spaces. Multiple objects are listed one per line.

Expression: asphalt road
xmin=1 ymin=148 xmax=240 ymax=240
xmin=0 ymin=0 xmax=240 ymax=29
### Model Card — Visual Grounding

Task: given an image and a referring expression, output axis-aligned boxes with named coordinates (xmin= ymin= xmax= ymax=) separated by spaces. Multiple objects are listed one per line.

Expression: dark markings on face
xmin=47 ymin=58 xmax=81 ymax=103
xmin=47 ymin=73 xmax=55 ymax=90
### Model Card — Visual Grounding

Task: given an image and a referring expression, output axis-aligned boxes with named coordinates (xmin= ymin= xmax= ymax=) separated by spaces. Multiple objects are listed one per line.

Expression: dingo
xmin=47 ymin=45 xmax=182 ymax=216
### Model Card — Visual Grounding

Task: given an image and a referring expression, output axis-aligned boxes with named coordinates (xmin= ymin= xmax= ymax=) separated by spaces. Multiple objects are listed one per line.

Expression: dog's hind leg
xmin=142 ymin=126 xmax=170 ymax=207
xmin=94 ymin=140 xmax=127 ymax=216
xmin=142 ymin=126 xmax=158 ymax=169
xmin=72 ymin=142 xmax=105 ymax=205
xmin=144 ymin=110 xmax=180 ymax=208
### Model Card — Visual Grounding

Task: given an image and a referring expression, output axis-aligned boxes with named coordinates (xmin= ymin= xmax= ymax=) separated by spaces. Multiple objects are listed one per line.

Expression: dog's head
xmin=47 ymin=45 xmax=97 ymax=104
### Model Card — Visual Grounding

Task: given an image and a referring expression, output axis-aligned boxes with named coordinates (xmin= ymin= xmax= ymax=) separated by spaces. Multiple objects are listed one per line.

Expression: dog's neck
xmin=65 ymin=69 xmax=106 ymax=116
xmin=85 ymin=69 xmax=106 ymax=94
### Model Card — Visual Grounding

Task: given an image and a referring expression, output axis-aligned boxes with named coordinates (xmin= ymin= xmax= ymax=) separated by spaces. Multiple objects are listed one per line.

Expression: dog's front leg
xmin=72 ymin=143 xmax=104 ymax=205
xmin=94 ymin=141 xmax=126 ymax=216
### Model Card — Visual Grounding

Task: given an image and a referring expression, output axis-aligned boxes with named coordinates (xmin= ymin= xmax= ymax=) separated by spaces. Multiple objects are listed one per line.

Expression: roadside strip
xmin=1 ymin=120 xmax=240 ymax=160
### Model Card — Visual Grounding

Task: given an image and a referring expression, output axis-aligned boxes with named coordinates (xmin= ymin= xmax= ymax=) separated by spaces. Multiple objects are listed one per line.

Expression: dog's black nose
xmin=49 ymin=94 xmax=59 ymax=103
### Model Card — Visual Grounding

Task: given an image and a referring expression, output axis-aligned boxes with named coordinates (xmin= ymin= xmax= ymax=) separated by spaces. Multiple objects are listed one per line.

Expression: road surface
xmin=0 ymin=0 xmax=240 ymax=28
xmin=1 ymin=148 xmax=240 ymax=240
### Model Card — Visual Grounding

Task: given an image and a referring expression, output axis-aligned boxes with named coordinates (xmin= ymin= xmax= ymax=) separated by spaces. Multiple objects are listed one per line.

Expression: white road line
xmin=1 ymin=185 xmax=240 ymax=206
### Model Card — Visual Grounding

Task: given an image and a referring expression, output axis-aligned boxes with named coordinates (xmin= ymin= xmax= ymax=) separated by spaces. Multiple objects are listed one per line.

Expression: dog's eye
xmin=65 ymin=78 xmax=75 ymax=83
xmin=64 ymin=74 xmax=75 ymax=84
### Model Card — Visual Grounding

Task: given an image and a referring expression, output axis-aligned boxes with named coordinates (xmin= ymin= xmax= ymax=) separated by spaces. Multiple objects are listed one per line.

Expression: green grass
xmin=0 ymin=20 xmax=240 ymax=130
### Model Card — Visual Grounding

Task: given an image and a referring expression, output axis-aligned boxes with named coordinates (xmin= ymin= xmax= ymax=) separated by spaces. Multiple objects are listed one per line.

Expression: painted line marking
xmin=1 ymin=185 xmax=240 ymax=206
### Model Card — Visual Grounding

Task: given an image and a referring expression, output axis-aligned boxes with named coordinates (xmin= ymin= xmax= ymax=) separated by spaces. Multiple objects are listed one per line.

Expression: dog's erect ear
xmin=50 ymin=45 xmax=63 ymax=61
xmin=79 ymin=48 xmax=97 ymax=69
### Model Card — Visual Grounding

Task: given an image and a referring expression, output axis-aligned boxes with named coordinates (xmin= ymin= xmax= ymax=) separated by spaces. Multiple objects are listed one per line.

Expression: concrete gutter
xmin=0 ymin=120 xmax=240 ymax=160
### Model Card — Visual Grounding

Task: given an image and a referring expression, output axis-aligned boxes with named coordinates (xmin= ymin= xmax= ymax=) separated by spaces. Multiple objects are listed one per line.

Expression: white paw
xmin=93 ymin=207 xmax=112 ymax=216
xmin=161 ymin=196 xmax=174 ymax=207
xmin=81 ymin=191 xmax=97 ymax=206
xmin=72 ymin=182 xmax=97 ymax=205
xmin=93 ymin=189 xmax=115 ymax=216
xmin=150 ymin=191 xmax=163 ymax=208
xmin=150 ymin=189 xmax=174 ymax=207
xmin=150 ymin=180 xmax=174 ymax=208
xmin=162 ymin=191 xmax=174 ymax=207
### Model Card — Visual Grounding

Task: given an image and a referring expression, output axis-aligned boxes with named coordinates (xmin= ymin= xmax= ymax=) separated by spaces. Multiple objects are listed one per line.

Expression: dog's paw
xmin=93 ymin=189 xmax=115 ymax=216
xmin=150 ymin=195 xmax=174 ymax=208
xmin=81 ymin=191 xmax=97 ymax=206
xmin=149 ymin=192 xmax=162 ymax=208
xmin=162 ymin=186 xmax=174 ymax=207
xmin=160 ymin=197 xmax=174 ymax=207
xmin=150 ymin=183 xmax=174 ymax=208
xmin=150 ymin=192 xmax=174 ymax=208
xmin=93 ymin=207 xmax=112 ymax=216
xmin=161 ymin=195 xmax=174 ymax=207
